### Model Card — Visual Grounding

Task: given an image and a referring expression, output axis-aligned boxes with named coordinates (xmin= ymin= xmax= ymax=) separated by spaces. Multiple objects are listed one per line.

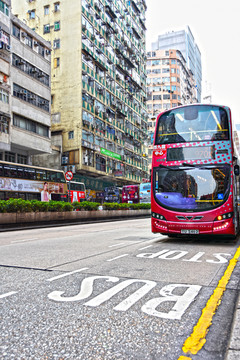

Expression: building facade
xmin=151 ymin=26 xmax=202 ymax=103
xmin=12 ymin=0 xmax=148 ymax=189
xmin=146 ymin=48 xmax=197 ymax=171
xmin=0 ymin=0 xmax=11 ymax=153
xmin=0 ymin=0 xmax=51 ymax=164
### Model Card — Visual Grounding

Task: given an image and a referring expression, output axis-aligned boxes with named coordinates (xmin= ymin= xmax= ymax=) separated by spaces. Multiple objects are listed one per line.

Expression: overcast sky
xmin=145 ymin=0 xmax=240 ymax=125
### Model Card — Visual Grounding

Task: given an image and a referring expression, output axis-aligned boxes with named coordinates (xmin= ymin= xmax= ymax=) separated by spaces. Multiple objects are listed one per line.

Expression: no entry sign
xmin=65 ymin=171 xmax=73 ymax=181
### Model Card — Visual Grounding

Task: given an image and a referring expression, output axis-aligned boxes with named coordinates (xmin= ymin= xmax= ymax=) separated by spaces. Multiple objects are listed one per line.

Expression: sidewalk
xmin=225 ymin=293 xmax=240 ymax=359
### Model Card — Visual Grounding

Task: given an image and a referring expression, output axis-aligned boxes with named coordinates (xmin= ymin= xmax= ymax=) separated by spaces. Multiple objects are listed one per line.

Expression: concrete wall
xmin=0 ymin=209 xmax=151 ymax=226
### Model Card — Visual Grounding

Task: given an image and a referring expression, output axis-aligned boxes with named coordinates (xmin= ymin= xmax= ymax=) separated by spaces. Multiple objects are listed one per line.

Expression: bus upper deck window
xmin=48 ymin=171 xmax=56 ymax=182
xmin=36 ymin=170 xmax=45 ymax=180
xmin=24 ymin=168 xmax=36 ymax=180
xmin=4 ymin=165 xmax=17 ymax=177
xmin=56 ymin=172 xmax=65 ymax=183
xmin=17 ymin=166 xmax=24 ymax=178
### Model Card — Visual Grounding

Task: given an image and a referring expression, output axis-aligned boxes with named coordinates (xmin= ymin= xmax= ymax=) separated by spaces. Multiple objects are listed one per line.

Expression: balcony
xmin=82 ymin=81 xmax=95 ymax=96
xmin=82 ymin=100 xmax=94 ymax=114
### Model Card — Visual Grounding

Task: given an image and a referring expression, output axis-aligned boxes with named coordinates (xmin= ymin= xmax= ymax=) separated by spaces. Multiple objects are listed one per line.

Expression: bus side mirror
xmin=234 ymin=165 xmax=239 ymax=176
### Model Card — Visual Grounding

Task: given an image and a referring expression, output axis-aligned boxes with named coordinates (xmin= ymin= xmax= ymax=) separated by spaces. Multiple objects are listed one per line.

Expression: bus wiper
xmin=199 ymin=165 xmax=216 ymax=170
xmin=182 ymin=162 xmax=195 ymax=167
xmin=158 ymin=164 xmax=176 ymax=170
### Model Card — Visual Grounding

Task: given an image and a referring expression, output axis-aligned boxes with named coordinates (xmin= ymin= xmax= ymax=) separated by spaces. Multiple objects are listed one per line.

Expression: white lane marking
xmin=0 ymin=291 xmax=17 ymax=299
xmin=108 ymin=243 xmax=125 ymax=248
xmin=46 ymin=267 xmax=89 ymax=282
xmin=138 ymin=245 xmax=153 ymax=251
xmin=108 ymin=240 xmax=148 ymax=248
xmin=11 ymin=238 xmax=39 ymax=243
xmin=107 ymin=254 xmax=129 ymax=262
xmin=127 ymin=241 xmax=142 ymax=243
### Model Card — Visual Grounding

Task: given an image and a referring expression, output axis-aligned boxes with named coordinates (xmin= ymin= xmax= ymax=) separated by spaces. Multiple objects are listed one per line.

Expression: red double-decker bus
xmin=122 ymin=185 xmax=139 ymax=203
xmin=67 ymin=181 xmax=86 ymax=203
xmin=151 ymin=104 xmax=240 ymax=238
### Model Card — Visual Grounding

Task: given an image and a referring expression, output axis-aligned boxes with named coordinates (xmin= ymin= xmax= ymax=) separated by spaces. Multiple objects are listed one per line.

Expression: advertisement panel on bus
xmin=104 ymin=186 xmax=121 ymax=203
xmin=151 ymin=104 xmax=240 ymax=238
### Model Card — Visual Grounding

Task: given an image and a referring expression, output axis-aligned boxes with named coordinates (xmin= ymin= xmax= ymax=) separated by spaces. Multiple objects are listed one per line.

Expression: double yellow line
xmin=178 ymin=245 xmax=240 ymax=359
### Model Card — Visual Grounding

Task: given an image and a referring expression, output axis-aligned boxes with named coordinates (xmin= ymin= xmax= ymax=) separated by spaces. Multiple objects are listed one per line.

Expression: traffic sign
xmin=65 ymin=171 xmax=73 ymax=181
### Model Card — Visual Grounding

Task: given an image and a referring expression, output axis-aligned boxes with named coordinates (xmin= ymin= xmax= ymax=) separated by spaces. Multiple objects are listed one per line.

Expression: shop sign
xmin=100 ymin=148 xmax=121 ymax=160
xmin=114 ymin=171 xmax=123 ymax=177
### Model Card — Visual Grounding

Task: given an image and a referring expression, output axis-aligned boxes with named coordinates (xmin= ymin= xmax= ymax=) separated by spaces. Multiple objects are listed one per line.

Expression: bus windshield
xmin=155 ymin=105 xmax=229 ymax=144
xmin=153 ymin=164 xmax=230 ymax=212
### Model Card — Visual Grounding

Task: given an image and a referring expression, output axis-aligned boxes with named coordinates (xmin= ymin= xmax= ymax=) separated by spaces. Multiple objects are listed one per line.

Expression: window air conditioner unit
xmin=69 ymin=165 xmax=76 ymax=173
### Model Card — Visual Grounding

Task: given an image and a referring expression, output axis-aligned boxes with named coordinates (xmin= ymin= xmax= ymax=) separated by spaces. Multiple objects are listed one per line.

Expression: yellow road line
xmin=178 ymin=245 xmax=240 ymax=358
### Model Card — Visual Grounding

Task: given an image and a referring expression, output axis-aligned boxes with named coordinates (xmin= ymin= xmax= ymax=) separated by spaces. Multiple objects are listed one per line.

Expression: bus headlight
xmin=214 ymin=212 xmax=233 ymax=221
xmin=152 ymin=212 xmax=166 ymax=220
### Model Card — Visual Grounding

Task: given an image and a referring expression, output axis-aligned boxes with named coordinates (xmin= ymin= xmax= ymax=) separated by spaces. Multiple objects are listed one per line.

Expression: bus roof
xmin=0 ymin=160 xmax=65 ymax=173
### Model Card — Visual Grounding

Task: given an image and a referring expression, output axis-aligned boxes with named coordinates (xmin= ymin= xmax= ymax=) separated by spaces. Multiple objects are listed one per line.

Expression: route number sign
xmin=65 ymin=171 xmax=73 ymax=181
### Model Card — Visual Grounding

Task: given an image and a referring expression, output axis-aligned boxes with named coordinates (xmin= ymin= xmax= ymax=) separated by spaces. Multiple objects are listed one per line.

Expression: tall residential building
xmin=151 ymin=26 xmax=202 ymax=102
xmin=146 ymin=48 xmax=197 ymax=171
xmin=12 ymin=0 xmax=149 ymax=192
xmin=0 ymin=0 xmax=11 ymax=153
xmin=0 ymin=0 xmax=51 ymax=165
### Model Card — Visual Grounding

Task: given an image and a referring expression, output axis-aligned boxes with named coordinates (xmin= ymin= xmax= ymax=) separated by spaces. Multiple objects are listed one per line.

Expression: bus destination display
xmin=167 ymin=146 xmax=215 ymax=161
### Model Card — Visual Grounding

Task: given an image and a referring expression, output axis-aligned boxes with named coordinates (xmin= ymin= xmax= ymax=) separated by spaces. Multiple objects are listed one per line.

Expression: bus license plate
xmin=181 ymin=229 xmax=199 ymax=234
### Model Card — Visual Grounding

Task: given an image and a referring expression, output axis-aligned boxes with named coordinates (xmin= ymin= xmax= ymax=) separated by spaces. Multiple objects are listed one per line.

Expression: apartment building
xmin=12 ymin=0 xmax=149 ymax=190
xmin=0 ymin=0 xmax=51 ymax=164
xmin=0 ymin=0 xmax=11 ymax=153
xmin=152 ymin=26 xmax=202 ymax=102
xmin=146 ymin=48 xmax=197 ymax=171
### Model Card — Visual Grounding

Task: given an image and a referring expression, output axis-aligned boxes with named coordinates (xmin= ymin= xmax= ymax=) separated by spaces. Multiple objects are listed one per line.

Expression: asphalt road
xmin=0 ymin=218 xmax=240 ymax=360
